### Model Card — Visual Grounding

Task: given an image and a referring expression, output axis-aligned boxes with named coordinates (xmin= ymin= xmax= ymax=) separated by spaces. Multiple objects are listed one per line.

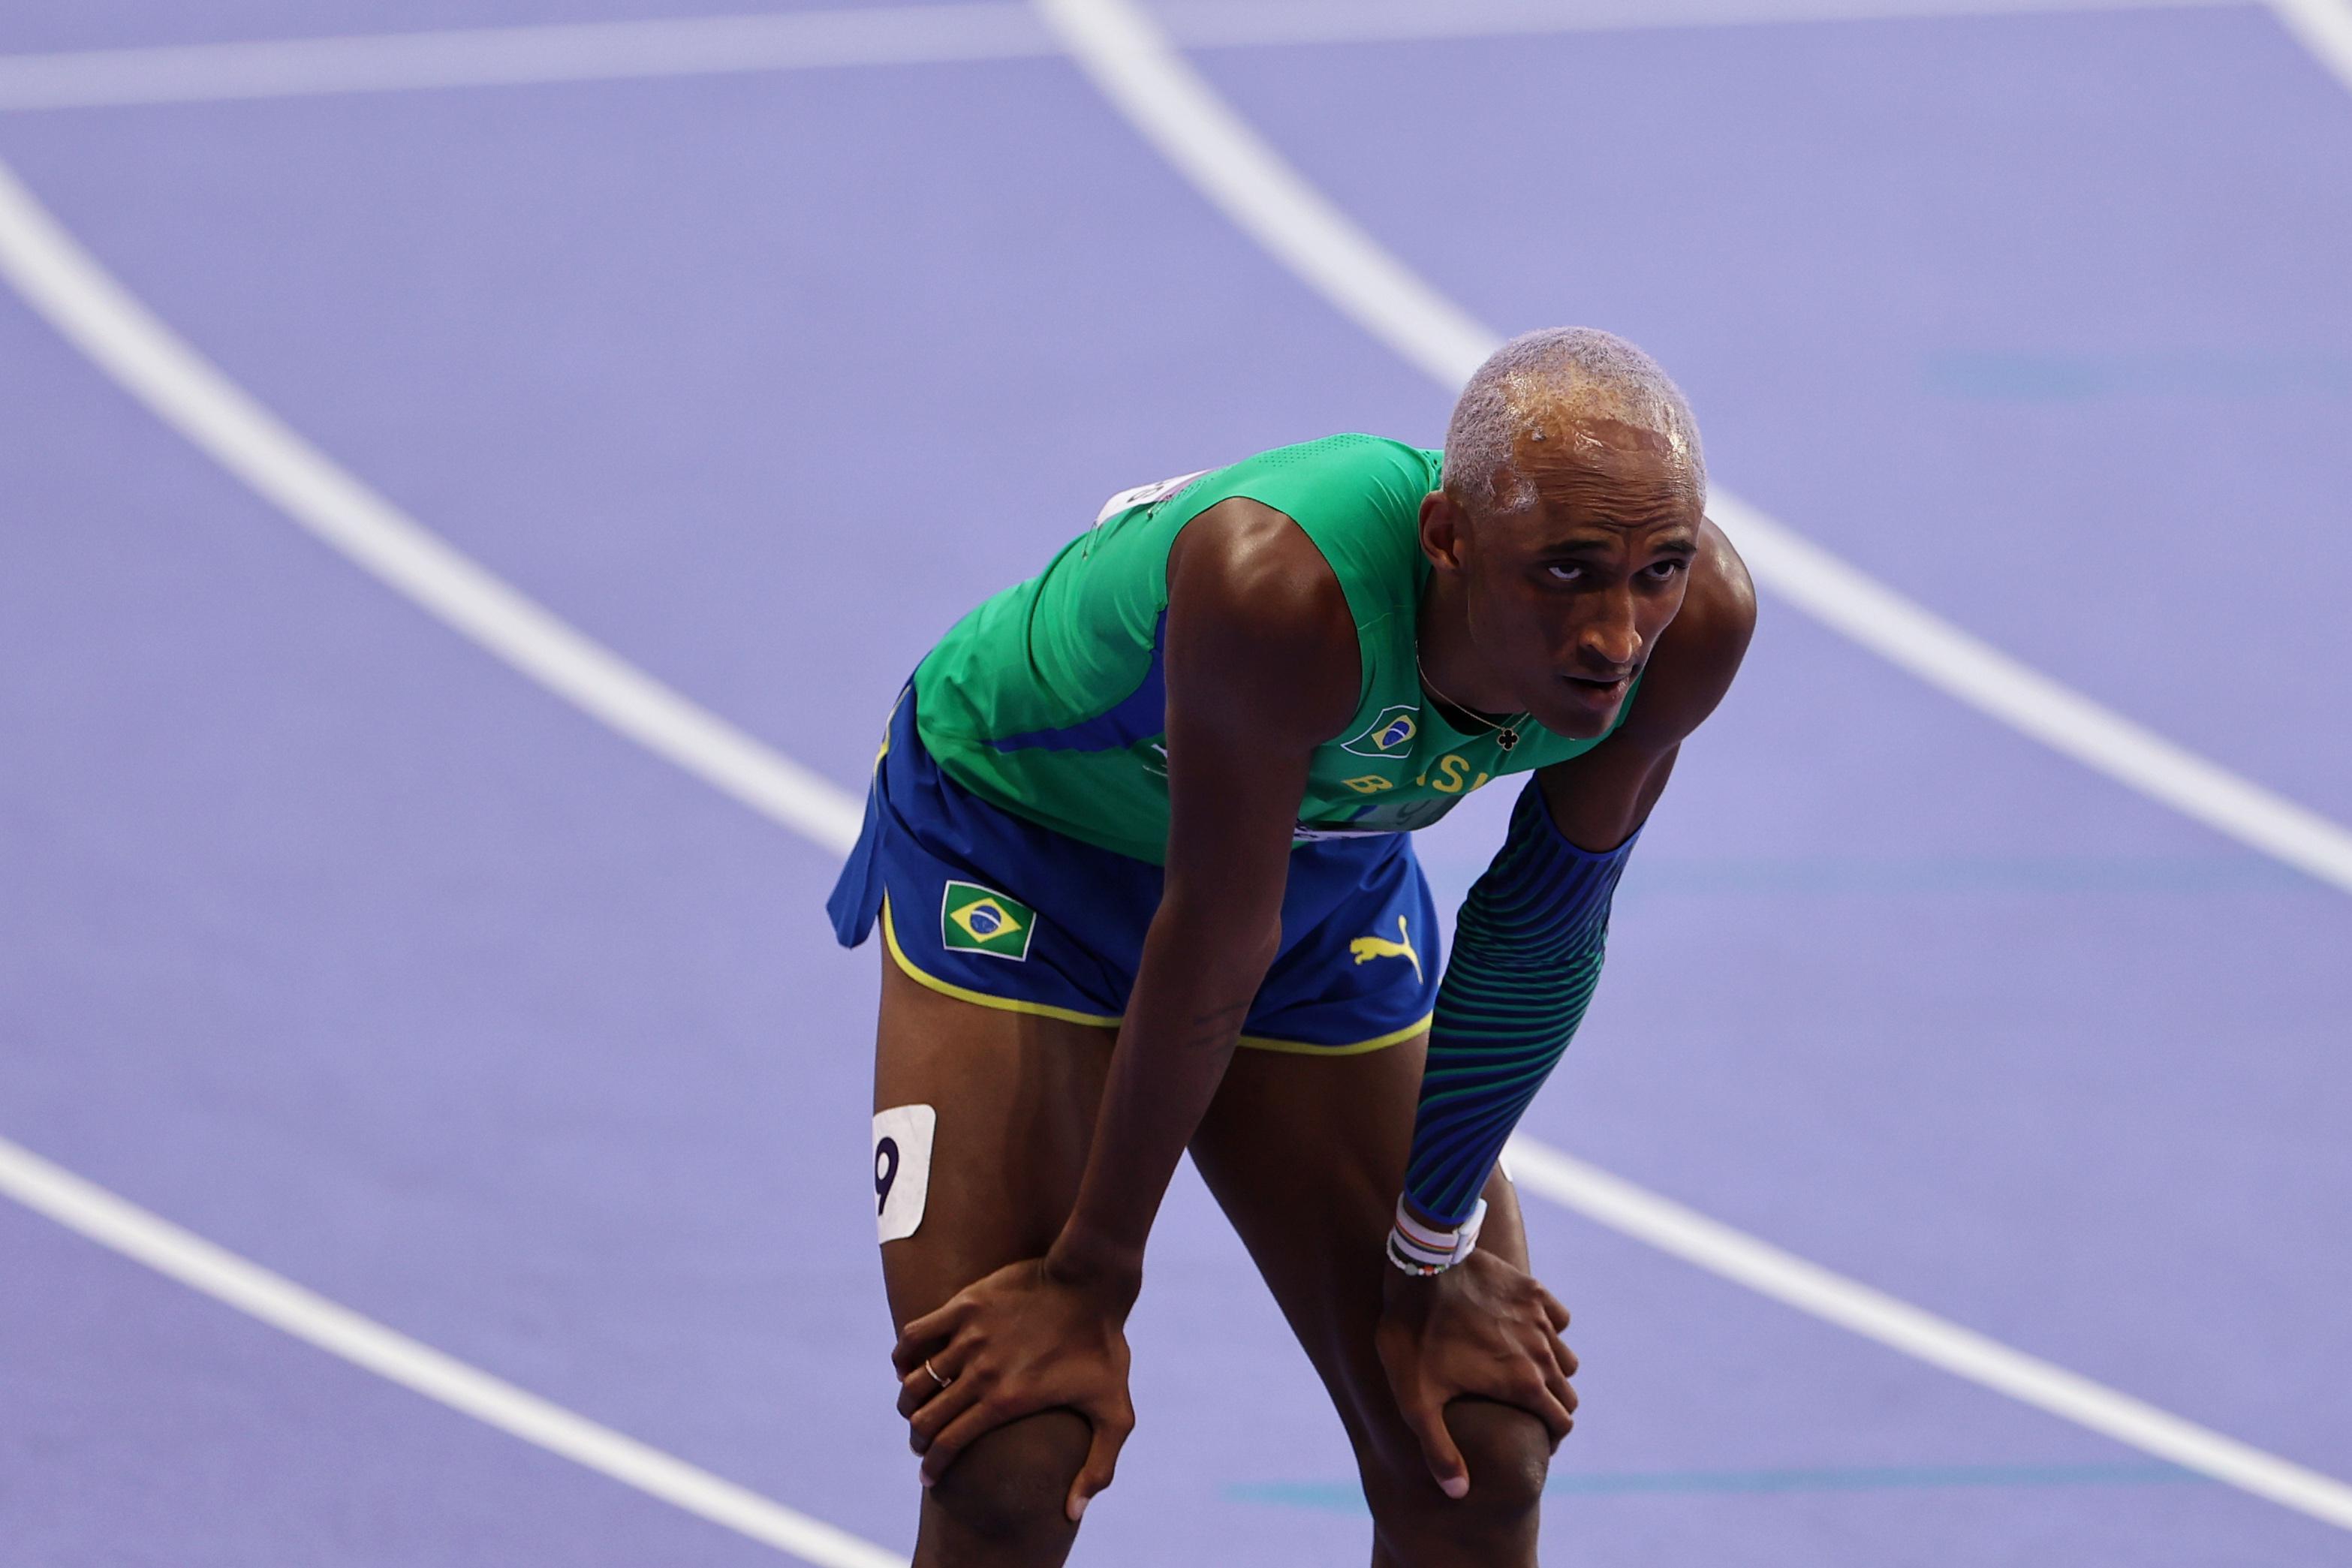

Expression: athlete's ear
xmin=1420 ymin=489 xmax=1471 ymax=575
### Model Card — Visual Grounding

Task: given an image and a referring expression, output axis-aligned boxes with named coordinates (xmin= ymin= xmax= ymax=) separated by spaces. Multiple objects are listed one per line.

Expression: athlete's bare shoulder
xmin=1164 ymin=496 xmax=1361 ymax=750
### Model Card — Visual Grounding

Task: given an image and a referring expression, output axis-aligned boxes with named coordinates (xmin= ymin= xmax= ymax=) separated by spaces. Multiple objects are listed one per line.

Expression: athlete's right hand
xmin=891 ymin=1256 xmax=1137 ymax=1521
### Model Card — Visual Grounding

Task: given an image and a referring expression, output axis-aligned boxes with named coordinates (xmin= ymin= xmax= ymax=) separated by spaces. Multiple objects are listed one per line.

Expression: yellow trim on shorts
xmin=1234 ymin=1014 xmax=1431 ymax=1056
xmin=874 ymin=684 xmax=908 ymax=769
xmin=880 ymin=898 xmax=1427 ymax=1055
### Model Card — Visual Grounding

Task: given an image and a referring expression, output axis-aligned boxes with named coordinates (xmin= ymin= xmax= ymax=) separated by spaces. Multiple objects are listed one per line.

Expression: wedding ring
xmin=923 ymin=1358 xmax=953 ymax=1389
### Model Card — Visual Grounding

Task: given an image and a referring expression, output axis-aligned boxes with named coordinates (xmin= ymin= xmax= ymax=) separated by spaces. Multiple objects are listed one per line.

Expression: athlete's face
xmin=1425 ymin=418 xmax=1702 ymax=740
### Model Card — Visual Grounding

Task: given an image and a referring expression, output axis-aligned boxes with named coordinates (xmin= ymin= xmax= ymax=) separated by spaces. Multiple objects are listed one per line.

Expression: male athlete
xmin=830 ymin=327 xmax=1754 ymax=1565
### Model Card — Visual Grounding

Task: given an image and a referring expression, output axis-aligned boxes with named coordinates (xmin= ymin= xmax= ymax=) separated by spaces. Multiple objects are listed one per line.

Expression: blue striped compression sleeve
xmin=1403 ymin=779 xmax=1638 ymax=1227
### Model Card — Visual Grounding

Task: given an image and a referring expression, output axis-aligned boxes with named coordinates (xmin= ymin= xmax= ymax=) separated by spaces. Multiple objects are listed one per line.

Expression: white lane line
xmin=0 ymin=1135 xmax=907 ymax=1568
xmin=1031 ymin=0 xmax=2352 ymax=901
xmin=1159 ymin=0 xmax=2236 ymax=48
xmin=1501 ymin=1140 xmax=2352 ymax=1530
xmin=0 ymin=7 xmax=1050 ymax=112
xmin=1714 ymin=501 xmax=2352 ymax=892
xmin=4 ymin=28 xmax=2347 ymax=1554
xmin=2269 ymin=0 xmax=2352 ymax=89
xmin=0 ymin=0 xmax=2245 ymax=112
xmin=0 ymin=158 xmax=863 ymax=858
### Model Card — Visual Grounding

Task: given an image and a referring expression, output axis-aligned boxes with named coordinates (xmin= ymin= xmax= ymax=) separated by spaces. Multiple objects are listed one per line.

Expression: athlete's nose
xmin=1577 ymin=585 xmax=1643 ymax=673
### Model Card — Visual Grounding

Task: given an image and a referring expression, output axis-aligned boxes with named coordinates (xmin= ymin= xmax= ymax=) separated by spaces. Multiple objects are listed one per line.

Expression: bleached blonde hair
xmin=1441 ymin=327 xmax=1706 ymax=515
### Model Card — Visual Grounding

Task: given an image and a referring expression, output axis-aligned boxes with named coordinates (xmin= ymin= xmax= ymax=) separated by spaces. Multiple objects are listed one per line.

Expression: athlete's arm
xmin=1405 ymin=514 xmax=1754 ymax=1217
xmin=1376 ymin=518 xmax=1755 ymax=1492
xmin=891 ymin=497 xmax=1359 ymax=1517
xmin=1051 ymin=499 xmax=1360 ymax=1281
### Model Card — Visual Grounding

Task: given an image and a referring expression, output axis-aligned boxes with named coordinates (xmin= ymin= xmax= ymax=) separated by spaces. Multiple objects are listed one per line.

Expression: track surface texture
xmin=2 ymin=2 xmax=2347 ymax=1563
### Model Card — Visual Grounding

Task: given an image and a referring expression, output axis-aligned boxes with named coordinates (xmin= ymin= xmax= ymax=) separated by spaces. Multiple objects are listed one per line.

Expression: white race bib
xmin=872 ymin=1104 xmax=937 ymax=1243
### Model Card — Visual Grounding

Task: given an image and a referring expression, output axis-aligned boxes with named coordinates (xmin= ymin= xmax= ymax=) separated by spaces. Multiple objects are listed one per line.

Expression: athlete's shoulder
xmin=1682 ymin=516 xmax=1758 ymax=680
xmin=1170 ymin=495 xmax=1354 ymax=640
xmin=1167 ymin=495 xmax=1361 ymax=745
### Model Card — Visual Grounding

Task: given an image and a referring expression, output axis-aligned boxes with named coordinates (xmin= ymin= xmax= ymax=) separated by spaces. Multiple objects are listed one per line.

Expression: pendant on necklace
xmin=1496 ymin=727 xmax=1519 ymax=754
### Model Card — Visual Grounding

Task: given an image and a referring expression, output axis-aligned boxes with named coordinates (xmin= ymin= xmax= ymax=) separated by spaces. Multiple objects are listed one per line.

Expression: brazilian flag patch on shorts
xmin=941 ymin=880 xmax=1037 ymax=961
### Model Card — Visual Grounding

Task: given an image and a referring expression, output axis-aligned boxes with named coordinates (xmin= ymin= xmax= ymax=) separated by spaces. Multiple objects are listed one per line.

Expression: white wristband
xmin=1386 ymin=1196 xmax=1488 ymax=1275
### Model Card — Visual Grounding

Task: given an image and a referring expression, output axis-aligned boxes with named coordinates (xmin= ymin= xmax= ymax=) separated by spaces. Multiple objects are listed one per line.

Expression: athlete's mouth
xmin=1562 ymin=671 xmax=1633 ymax=697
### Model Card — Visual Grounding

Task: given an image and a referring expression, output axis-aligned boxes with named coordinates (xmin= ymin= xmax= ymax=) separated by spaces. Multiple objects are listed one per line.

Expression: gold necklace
xmin=1416 ymin=654 xmax=1526 ymax=754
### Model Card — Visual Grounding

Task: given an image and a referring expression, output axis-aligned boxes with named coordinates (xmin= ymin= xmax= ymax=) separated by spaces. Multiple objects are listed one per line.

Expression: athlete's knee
xmin=1445 ymin=1400 xmax=1552 ymax=1517
xmin=923 ymin=1408 xmax=1090 ymax=1550
xmin=1365 ymin=1399 xmax=1549 ymax=1552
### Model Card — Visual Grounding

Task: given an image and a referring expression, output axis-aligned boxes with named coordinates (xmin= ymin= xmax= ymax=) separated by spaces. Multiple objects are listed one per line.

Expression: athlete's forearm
xmin=1400 ymin=780 xmax=1637 ymax=1235
xmin=1047 ymin=894 xmax=1278 ymax=1294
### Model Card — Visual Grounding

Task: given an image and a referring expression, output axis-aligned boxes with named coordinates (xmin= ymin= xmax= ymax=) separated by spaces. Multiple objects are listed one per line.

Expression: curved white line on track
xmin=0 ymin=0 xmax=2249 ymax=113
xmin=1029 ymin=0 xmax=2352 ymax=899
xmin=0 ymin=158 xmax=863 ymax=857
xmin=0 ymin=7 xmax=1050 ymax=112
xmin=0 ymin=150 xmax=869 ymax=1558
xmin=1036 ymin=0 xmax=2352 ymax=1532
xmin=1501 ymin=1141 xmax=2352 ymax=1530
xmin=0 ymin=1136 xmax=906 ymax=1568
xmin=2 ymin=28 xmax=2348 ymax=1551
xmin=2269 ymin=0 xmax=2352 ymax=89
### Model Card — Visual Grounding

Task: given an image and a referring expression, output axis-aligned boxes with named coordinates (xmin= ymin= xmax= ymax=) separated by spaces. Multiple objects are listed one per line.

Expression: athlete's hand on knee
xmin=1375 ymin=1250 xmax=1578 ymax=1498
xmin=890 ymin=1256 xmax=1137 ymax=1518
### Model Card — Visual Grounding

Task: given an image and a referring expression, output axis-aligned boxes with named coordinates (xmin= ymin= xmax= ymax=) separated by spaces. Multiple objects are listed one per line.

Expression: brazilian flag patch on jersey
xmin=941 ymin=881 xmax=1037 ymax=961
xmin=1342 ymin=703 xmax=1421 ymax=759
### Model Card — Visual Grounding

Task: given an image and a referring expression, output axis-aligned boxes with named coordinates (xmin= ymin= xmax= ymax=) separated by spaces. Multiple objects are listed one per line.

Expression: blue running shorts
xmin=828 ymin=686 xmax=1439 ymax=1053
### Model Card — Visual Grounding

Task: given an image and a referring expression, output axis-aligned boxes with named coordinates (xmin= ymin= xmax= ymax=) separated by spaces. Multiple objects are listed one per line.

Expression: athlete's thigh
xmin=1185 ymin=1036 xmax=1532 ymax=1451
xmin=872 ymin=953 xmax=1115 ymax=1328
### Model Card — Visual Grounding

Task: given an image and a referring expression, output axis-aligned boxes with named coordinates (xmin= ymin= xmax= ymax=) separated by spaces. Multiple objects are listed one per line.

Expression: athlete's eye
xmin=1543 ymin=564 xmax=1583 ymax=582
xmin=1643 ymin=559 xmax=1688 ymax=579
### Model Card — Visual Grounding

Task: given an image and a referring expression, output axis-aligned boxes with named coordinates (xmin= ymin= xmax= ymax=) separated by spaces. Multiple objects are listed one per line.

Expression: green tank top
xmin=912 ymin=434 xmax=1633 ymax=864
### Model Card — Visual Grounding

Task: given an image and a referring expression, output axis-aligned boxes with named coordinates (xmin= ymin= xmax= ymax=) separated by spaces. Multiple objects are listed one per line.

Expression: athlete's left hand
xmin=1375 ymin=1250 xmax=1578 ymax=1498
xmin=891 ymin=1255 xmax=1137 ymax=1518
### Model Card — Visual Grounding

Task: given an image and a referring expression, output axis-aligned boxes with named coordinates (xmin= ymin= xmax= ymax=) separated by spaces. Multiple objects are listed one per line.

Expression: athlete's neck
xmin=1416 ymin=570 xmax=1519 ymax=718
